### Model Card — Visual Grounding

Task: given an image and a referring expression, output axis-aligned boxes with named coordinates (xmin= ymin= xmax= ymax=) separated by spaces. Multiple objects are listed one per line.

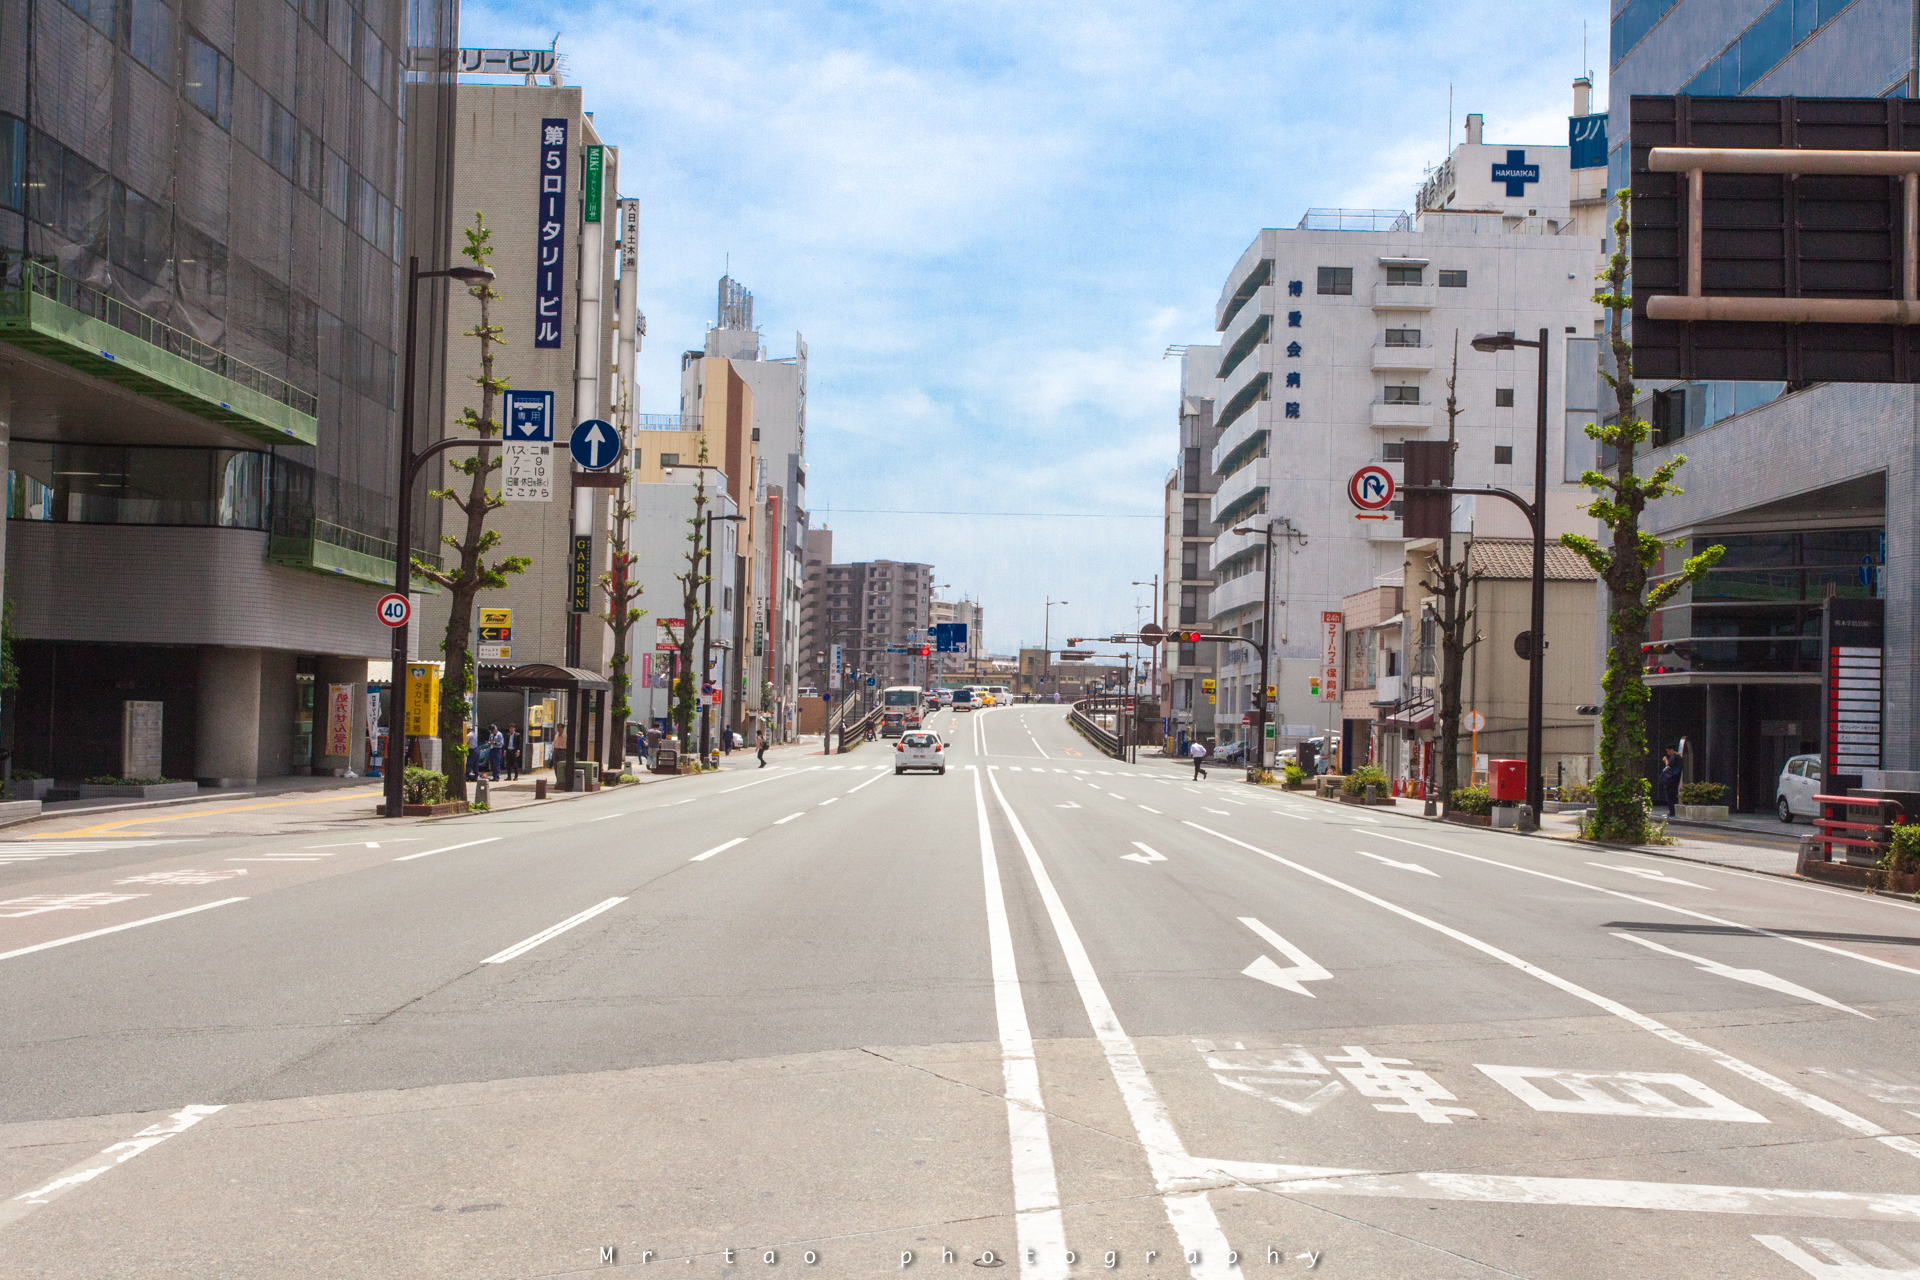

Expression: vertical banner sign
xmin=405 ymin=665 xmax=440 ymax=736
xmin=535 ymin=118 xmax=568 ymax=348
xmin=121 ymin=701 xmax=163 ymax=780
xmin=327 ymin=685 xmax=354 ymax=757
xmin=830 ymin=643 xmax=843 ymax=690
xmin=1823 ymin=598 xmax=1884 ymax=790
xmin=1320 ymin=611 xmax=1342 ymax=701
xmin=502 ymin=389 xmax=554 ymax=502
xmin=582 ymin=145 xmax=603 ymax=222
xmin=570 ymin=533 xmax=593 ymax=612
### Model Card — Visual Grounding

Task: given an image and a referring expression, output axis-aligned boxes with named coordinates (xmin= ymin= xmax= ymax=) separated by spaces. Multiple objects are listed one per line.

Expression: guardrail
xmin=826 ymin=691 xmax=883 ymax=752
xmin=1068 ymin=699 xmax=1121 ymax=760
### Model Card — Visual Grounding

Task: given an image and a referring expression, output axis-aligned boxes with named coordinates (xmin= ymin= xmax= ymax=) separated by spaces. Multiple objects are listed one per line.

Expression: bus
xmin=881 ymin=685 xmax=924 ymax=736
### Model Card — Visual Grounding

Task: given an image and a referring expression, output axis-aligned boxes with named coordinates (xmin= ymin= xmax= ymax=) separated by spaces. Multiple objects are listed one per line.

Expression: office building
xmin=1159 ymin=345 xmax=1224 ymax=746
xmin=822 ymin=559 xmax=934 ymax=687
xmin=2 ymin=0 xmax=459 ymax=784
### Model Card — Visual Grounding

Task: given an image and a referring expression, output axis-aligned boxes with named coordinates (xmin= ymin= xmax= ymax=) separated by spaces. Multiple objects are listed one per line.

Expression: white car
xmin=895 ymin=730 xmax=946 ymax=775
xmin=1775 ymin=754 xmax=1823 ymax=822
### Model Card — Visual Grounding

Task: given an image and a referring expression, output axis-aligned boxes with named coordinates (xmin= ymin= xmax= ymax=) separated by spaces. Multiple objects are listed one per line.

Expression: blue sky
xmin=463 ymin=0 xmax=1608 ymax=654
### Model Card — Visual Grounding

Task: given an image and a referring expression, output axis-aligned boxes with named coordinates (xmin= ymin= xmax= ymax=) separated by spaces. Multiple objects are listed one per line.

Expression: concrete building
xmin=821 ymin=559 xmax=934 ymax=687
xmin=798 ymin=527 xmax=834 ymax=692
xmin=1197 ymin=111 xmax=1602 ymax=767
xmin=1158 ymin=346 xmax=1224 ymax=747
xmin=2 ymin=0 xmax=460 ymax=785
xmin=626 ymin=466 xmax=739 ymax=746
xmin=1606 ymin=0 xmax=1912 ymax=809
xmin=929 ymin=596 xmax=984 ymax=657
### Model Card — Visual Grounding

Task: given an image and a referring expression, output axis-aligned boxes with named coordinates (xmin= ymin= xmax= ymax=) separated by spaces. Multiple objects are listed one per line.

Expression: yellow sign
xmin=478 ymin=607 xmax=512 ymax=643
xmin=1207 ymin=695 xmax=1216 ymax=705
xmin=1201 ymin=679 xmax=1216 ymax=692
xmin=406 ymin=664 xmax=440 ymax=736
xmin=1266 ymin=685 xmax=1276 ymax=699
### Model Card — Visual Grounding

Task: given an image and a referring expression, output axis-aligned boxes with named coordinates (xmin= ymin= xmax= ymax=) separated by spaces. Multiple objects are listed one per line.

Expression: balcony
xmin=1209 ymin=462 xmax=1268 ymax=527
xmin=1370 ymin=343 xmax=1435 ymax=372
xmin=1217 ymin=286 xmax=1274 ymax=378
xmin=267 ymin=518 xmax=444 ymax=591
xmin=0 ymin=256 xmax=318 ymax=446
xmin=1216 ymin=252 xmax=1274 ymax=332
xmin=1212 ymin=398 xmax=1274 ymax=477
xmin=1206 ymin=571 xmax=1264 ymax=618
xmin=1371 ymin=400 xmax=1434 ymax=430
xmin=1214 ymin=343 xmax=1274 ymax=436
xmin=1371 ymin=283 xmax=1436 ymax=310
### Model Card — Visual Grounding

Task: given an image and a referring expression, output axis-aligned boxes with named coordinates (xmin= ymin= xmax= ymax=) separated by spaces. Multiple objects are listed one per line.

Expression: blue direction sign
xmin=933 ymin=622 xmax=969 ymax=653
xmin=569 ymin=418 xmax=618 ymax=470
xmin=504 ymin=390 xmax=554 ymax=441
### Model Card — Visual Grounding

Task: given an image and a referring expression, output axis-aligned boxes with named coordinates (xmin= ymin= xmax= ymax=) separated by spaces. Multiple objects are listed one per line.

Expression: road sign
xmin=477 ymin=644 xmax=511 ymax=663
xmin=503 ymin=442 xmax=553 ymax=502
xmin=504 ymin=391 xmax=554 ymax=441
xmin=478 ymin=607 xmax=512 ymax=643
xmin=1320 ymin=611 xmax=1342 ymax=700
xmin=569 ymin=419 xmax=618 ymax=470
xmin=1139 ymin=622 xmax=1166 ymax=642
xmin=1348 ymin=465 xmax=1395 ymax=511
xmin=1464 ymin=709 xmax=1486 ymax=731
xmin=377 ymin=593 xmax=411 ymax=628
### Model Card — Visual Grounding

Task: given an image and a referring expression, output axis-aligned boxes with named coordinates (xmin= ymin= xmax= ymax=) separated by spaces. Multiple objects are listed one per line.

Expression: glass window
xmin=1494 ymin=445 xmax=1514 ymax=465
xmin=1316 ymin=267 xmax=1352 ymax=296
xmin=327 ymin=0 xmax=354 ymax=58
xmin=1438 ymin=269 xmax=1467 ymax=288
xmin=1495 ymin=388 xmax=1514 ymax=407
xmin=323 ymin=148 xmax=350 ymax=221
xmin=1738 ymin=1 xmax=1794 ymax=90
xmin=184 ymin=31 xmax=233 ymax=129
xmin=0 ymin=114 xmax=21 ymax=213
xmin=1382 ymin=442 xmax=1405 ymax=462
xmin=1383 ymin=385 xmax=1420 ymax=404
xmin=1386 ymin=265 xmax=1423 ymax=285
xmin=7 ymin=442 xmax=269 ymax=528
xmin=129 ymin=0 xmax=176 ymax=82
xmin=1385 ymin=328 xmax=1421 ymax=347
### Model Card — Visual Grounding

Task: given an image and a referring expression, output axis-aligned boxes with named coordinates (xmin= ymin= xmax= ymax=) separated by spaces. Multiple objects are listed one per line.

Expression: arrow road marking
xmin=1121 ymin=842 xmax=1167 ymax=864
xmin=1613 ymin=932 xmax=1871 ymax=1019
xmin=1357 ymin=850 xmax=1438 ymax=877
xmin=1239 ymin=917 xmax=1333 ymax=997
xmin=1588 ymin=862 xmax=1712 ymax=890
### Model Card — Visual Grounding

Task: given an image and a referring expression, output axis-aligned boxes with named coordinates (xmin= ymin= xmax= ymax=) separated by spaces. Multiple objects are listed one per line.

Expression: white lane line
xmin=589 ymin=813 xmax=626 ymax=822
xmin=1376 ymin=833 xmax=1920 ymax=981
xmin=1139 ymin=806 xmax=1162 ymax=814
xmin=970 ymin=768 xmax=1069 ymax=1276
xmin=1273 ymin=809 xmax=1312 ymax=821
xmin=481 ymin=897 xmax=627 ymax=963
xmin=690 ymin=838 xmax=747 ymax=862
xmin=847 ymin=771 xmax=888 ymax=794
xmin=1587 ymin=861 xmax=1713 ymax=889
xmin=818 ymin=797 xmax=839 ymax=806
xmin=987 ymin=772 xmax=1236 ymax=1276
xmin=773 ymin=812 xmax=805 ymax=825
xmin=0 ymin=1104 xmax=225 ymax=1228
xmin=1614 ymin=932 xmax=1870 ymax=1019
xmin=395 ymin=838 xmax=501 ymax=862
xmin=719 ymin=773 xmax=787 ymax=793
xmin=1203 ymin=808 xmax=1230 ymax=815
xmin=1187 ymin=823 xmax=1920 ymax=1163
xmin=0 ymin=898 xmax=248 ymax=963
xmin=1356 ymin=850 xmax=1439 ymax=877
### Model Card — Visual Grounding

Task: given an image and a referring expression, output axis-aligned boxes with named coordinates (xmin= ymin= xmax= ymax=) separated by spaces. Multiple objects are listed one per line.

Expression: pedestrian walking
xmin=1189 ymin=737 xmax=1208 ymax=780
xmin=1659 ymin=749 xmax=1682 ymax=818
xmin=487 ymin=724 xmax=504 ymax=781
xmin=756 ymin=726 xmax=768 ymax=768
xmin=506 ymin=725 xmax=522 ymax=780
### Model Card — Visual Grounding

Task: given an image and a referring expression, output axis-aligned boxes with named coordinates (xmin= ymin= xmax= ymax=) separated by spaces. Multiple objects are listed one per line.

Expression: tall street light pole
xmin=1469 ymin=328 xmax=1550 ymax=827
xmin=1132 ymin=575 xmax=1158 ymax=739
xmin=384 ymin=256 xmax=496 ymax=820
xmin=1230 ymin=521 xmax=1277 ymax=775
xmin=701 ymin=511 xmax=747 ymax=763
xmin=1044 ymin=596 xmax=1068 ymax=701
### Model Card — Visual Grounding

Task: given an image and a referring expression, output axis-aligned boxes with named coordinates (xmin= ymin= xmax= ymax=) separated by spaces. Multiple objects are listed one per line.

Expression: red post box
xmin=1488 ymin=758 xmax=1528 ymax=803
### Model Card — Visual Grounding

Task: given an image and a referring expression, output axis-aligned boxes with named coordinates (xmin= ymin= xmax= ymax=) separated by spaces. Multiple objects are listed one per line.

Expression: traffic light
xmin=920 ymin=645 xmax=930 ymax=656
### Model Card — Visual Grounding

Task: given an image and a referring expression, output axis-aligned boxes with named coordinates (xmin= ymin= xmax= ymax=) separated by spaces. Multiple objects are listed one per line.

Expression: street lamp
xmin=1132 ymin=576 xmax=1159 ymax=740
xmin=1043 ymin=597 xmax=1068 ymax=700
xmin=701 ymin=511 xmax=748 ymax=763
xmin=1469 ymin=328 xmax=1550 ymax=827
xmin=384 ymin=257 xmax=497 ymax=820
xmin=1230 ymin=522 xmax=1277 ymax=774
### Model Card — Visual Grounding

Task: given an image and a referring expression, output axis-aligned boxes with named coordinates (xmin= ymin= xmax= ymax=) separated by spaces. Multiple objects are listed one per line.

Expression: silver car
xmin=1775 ymin=754 xmax=1823 ymax=822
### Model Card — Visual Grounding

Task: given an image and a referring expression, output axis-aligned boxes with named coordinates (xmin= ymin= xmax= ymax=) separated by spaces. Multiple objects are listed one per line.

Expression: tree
xmin=1560 ymin=191 xmax=1723 ymax=842
xmin=661 ymin=460 xmax=714 ymax=753
xmin=413 ymin=213 xmax=531 ymax=800
xmin=1417 ymin=336 xmax=1485 ymax=809
xmin=599 ymin=415 xmax=645 ymax=771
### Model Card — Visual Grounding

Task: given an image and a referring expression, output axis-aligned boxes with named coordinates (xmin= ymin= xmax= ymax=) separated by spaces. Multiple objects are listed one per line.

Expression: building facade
xmin=2 ymin=0 xmax=459 ymax=784
xmin=1159 ymin=345 xmax=1224 ymax=747
xmin=821 ymin=559 xmax=934 ymax=687
xmin=1608 ymin=0 xmax=1914 ymax=807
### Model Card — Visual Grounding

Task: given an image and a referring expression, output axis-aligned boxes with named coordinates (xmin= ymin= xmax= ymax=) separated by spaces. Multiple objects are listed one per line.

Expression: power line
xmin=820 ymin=509 xmax=1157 ymax=518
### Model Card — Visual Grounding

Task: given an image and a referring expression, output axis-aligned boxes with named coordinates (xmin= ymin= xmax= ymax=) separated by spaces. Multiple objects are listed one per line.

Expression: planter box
xmin=378 ymin=800 xmax=470 ymax=818
xmin=5 ymin=778 xmax=51 ymax=801
xmin=0 ymin=798 xmax=42 ymax=822
xmin=1677 ymin=804 xmax=1730 ymax=821
xmin=1336 ymin=793 xmax=1398 ymax=807
xmin=1543 ymin=800 xmax=1589 ymax=814
xmin=1798 ymin=853 xmax=1920 ymax=893
xmin=1492 ymin=805 xmax=1521 ymax=829
xmin=77 ymin=781 xmax=199 ymax=801
xmin=1444 ymin=812 xmax=1492 ymax=827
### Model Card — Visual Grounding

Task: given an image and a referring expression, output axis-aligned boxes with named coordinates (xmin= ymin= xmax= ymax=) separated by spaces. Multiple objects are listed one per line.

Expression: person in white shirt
xmin=1188 ymin=738 xmax=1208 ymax=780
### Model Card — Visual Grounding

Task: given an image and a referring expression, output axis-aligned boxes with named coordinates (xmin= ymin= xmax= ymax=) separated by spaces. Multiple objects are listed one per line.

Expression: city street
xmin=2 ymin=706 xmax=1917 ymax=1278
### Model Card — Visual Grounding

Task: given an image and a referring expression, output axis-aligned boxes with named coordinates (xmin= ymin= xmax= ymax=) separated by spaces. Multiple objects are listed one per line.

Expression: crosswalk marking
xmin=0 ymin=840 xmax=191 ymax=864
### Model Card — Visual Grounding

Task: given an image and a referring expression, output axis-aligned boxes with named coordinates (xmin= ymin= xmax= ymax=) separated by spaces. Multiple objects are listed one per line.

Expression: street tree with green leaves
xmin=600 ymin=419 xmax=645 ymax=769
xmin=1560 ymin=191 xmax=1724 ymax=842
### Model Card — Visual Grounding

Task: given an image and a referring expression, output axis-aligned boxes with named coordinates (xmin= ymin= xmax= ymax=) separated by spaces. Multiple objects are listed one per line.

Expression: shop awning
xmin=493 ymin=663 xmax=612 ymax=692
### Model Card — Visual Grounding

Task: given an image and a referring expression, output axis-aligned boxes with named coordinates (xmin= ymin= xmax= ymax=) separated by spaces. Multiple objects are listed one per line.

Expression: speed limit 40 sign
xmin=377 ymin=593 xmax=411 ymax=628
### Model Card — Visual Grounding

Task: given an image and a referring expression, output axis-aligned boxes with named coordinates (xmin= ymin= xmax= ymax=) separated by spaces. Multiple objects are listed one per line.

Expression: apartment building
xmin=2 ymin=0 xmax=459 ymax=784
xmin=1159 ymin=346 xmax=1224 ymax=747
xmin=1606 ymin=0 xmax=1914 ymax=809
xmin=929 ymin=596 xmax=983 ymax=656
xmin=821 ymin=559 xmax=934 ymax=687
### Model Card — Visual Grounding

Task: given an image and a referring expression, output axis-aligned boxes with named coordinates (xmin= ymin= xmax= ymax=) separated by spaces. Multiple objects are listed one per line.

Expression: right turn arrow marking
xmin=1239 ymin=916 xmax=1333 ymax=998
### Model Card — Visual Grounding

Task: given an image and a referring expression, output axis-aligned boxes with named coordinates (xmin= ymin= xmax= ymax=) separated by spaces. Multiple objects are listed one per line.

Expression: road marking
xmin=1122 ymin=842 xmax=1167 ymax=865
xmin=481 ymin=897 xmax=627 ymax=963
xmin=691 ymin=838 xmax=747 ymax=862
xmin=589 ymin=813 xmax=626 ymax=822
xmin=0 ymin=1104 xmax=224 ymax=1229
xmin=0 ymin=840 xmax=191 ymax=865
xmin=113 ymin=869 xmax=247 ymax=886
xmin=394 ymin=838 xmax=501 ymax=862
xmin=1614 ymin=931 xmax=1870 ymax=1018
xmin=1272 ymin=809 xmax=1312 ymax=821
xmin=773 ymin=812 xmax=805 ymax=825
xmin=26 ymin=790 xmax=379 ymax=839
xmin=1754 ymin=1236 xmax=1920 ymax=1278
xmin=0 ymin=893 xmax=146 ymax=917
xmin=1189 ymin=822 xmax=1920 ymax=1162
xmin=970 ymin=767 xmax=1068 ymax=1275
xmin=1356 ymin=850 xmax=1438 ymax=877
xmin=1378 ymin=832 xmax=1920 ymax=980
xmin=1805 ymin=1068 xmax=1920 ymax=1119
xmin=1203 ymin=808 xmax=1230 ymax=815
xmin=1195 ymin=1041 xmax=1344 ymax=1115
xmin=1057 ymin=802 xmax=1080 ymax=809
xmin=1239 ymin=917 xmax=1333 ymax=997
xmin=304 ymin=839 xmax=422 ymax=849
xmin=720 ymin=774 xmax=786 ymax=793
xmin=1138 ymin=805 xmax=1162 ymax=814
xmin=1330 ymin=1046 xmax=1476 ymax=1123
xmin=1477 ymin=1064 xmax=1769 ymax=1122
xmin=847 ymin=771 xmax=888 ymax=794
xmin=986 ymin=771 xmax=1239 ymax=1273
xmin=0 ymin=898 xmax=248 ymax=962
xmin=1587 ymin=862 xmax=1712 ymax=889
xmin=818 ymin=797 xmax=839 ymax=806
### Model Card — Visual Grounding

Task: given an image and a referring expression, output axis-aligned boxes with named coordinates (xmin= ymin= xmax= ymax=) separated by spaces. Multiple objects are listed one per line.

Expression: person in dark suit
xmin=1659 ymin=750 xmax=1682 ymax=818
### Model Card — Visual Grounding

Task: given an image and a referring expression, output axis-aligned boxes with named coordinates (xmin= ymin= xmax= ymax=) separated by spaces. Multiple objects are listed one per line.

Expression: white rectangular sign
xmin=502 ymin=441 xmax=553 ymax=502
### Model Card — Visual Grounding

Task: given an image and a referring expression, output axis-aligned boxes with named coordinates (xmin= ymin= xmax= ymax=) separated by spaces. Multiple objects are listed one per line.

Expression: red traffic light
xmin=920 ymin=645 xmax=930 ymax=656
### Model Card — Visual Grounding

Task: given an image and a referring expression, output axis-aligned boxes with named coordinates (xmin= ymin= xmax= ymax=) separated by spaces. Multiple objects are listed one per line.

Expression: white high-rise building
xmin=1201 ymin=111 xmax=1601 ymax=761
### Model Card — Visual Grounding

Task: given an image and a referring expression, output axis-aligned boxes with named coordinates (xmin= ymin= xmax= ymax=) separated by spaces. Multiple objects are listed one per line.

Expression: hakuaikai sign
xmin=1491 ymin=149 xmax=1540 ymax=198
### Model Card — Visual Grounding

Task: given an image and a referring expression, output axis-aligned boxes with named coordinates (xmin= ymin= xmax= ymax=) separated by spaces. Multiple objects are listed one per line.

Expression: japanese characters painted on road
xmin=1348 ymin=464 xmax=1395 ymax=511
xmin=377 ymin=593 xmax=411 ymax=628
xmin=569 ymin=419 xmax=618 ymax=471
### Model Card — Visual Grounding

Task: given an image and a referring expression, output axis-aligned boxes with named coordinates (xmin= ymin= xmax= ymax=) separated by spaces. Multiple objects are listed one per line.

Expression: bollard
xmin=572 ymin=767 xmax=587 ymax=793
xmin=475 ymin=778 xmax=489 ymax=808
xmin=1365 ymin=783 xmax=1379 ymax=803
xmin=1518 ymin=803 xmax=1536 ymax=832
xmin=535 ymin=778 xmax=548 ymax=800
xmin=1424 ymin=797 xmax=1438 ymax=817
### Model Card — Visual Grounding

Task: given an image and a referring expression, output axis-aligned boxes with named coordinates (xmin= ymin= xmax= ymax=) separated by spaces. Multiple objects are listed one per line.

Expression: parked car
xmin=1775 ymin=754 xmax=1823 ymax=822
xmin=1213 ymin=740 xmax=1248 ymax=764
xmin=895 ymin=731 xmax=946 ymax=775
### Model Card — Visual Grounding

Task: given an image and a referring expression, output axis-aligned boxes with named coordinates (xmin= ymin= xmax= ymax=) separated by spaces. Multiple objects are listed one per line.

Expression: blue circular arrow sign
xmin=569 ymin=419 xmax=618 ymax=471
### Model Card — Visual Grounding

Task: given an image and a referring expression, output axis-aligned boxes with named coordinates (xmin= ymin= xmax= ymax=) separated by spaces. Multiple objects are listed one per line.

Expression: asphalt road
xmin=2 ymin=706 xmax=1918 ymax=1279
